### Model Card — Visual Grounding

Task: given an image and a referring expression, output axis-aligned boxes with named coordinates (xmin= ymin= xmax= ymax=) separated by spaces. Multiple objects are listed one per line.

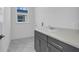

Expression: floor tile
xmin=8 ymin=37 xmax=35 ymax=52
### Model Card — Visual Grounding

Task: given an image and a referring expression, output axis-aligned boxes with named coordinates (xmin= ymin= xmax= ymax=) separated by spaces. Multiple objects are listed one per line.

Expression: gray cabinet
xmin=48 ymin=36 xmax=79 ymax=52
xmin=40 ymin=39 xmax=48 ymax=52
xmin=48 ymin=43 xmax=61 ymax=52
xmin=34 ymin=31 xmax=40 ymax=52
xmin=48 ymin=37 xmax=63 ymax=52
xmin=34 ymin=37 xmax=40 ymax=52
xmin=34 ymin=30 xmax=79 ymax=52
xmin=34 ymin=31 xmax=48 ymax=52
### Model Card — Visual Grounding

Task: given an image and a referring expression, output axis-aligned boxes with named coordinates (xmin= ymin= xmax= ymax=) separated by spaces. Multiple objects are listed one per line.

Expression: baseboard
xmin=11 ymin=36 xmax=34 ymax=40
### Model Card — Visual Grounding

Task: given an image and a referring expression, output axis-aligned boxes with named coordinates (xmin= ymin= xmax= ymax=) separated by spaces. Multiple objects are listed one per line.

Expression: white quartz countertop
xmin=35 ymin=26 xmax=79 ymax=48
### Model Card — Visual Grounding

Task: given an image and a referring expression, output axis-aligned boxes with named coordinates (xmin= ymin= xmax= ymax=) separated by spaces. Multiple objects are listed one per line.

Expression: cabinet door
xmin=34 ymin=31 xmax=40 ymax=52
xmin=48 ymin=43 xmax=61 ymax=52
xmin=62 ymin=44 xmax=79 ymax=52
xmin=40 ymin=39 xmax=48 ymax=52
xmin=34 ymin=38 xmax=40 ymax=52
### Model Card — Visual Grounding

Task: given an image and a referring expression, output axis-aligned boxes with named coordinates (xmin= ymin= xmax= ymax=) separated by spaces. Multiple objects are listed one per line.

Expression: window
xmin=17 ymin=15 xmax=25 ymax=22
xmin=16 ymin=7 xmax=28 ymax=23
xmin=17 ymin=7 xmax=28 ymax=13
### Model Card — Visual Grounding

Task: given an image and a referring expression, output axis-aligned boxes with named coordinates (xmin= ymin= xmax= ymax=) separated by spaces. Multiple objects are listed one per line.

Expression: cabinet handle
xmin=49 ymin=42 xmax=63 ymax=51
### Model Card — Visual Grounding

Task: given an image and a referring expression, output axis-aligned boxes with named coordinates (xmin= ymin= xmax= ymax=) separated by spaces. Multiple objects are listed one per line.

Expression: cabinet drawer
xmin=48 ymin=41 xmax=63 ymax=51
xmin=35 ymin=30 xmax=47 ymax=41
xmin=48 ymin=37 xmax=79 ymax=52
xmin=48 ymin=37 xmax=64 ymax=49
xmin=48 ymin=43 xmax=61 ymax=52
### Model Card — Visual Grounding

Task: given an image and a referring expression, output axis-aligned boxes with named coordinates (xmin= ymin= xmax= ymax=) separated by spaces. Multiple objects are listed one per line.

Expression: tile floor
xmin=8 ymin=37 xmax=35 ymax=52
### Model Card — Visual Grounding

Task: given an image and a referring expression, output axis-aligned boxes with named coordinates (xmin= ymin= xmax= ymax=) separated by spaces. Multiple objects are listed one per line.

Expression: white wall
xmin=1 ymin=7 xmax=11 ymax=52
xmin=0 ymin=8 xmax=3 ymax=34
xmin=11 ymin=7 xmax=35 ymax=40
xmin=0 ymin=23 xmax=2 ymax=34
xmin=35 ymin=7 xmax=79 ymax=30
